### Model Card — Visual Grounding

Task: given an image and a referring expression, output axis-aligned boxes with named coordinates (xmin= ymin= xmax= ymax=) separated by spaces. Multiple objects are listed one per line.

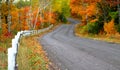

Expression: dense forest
xmin=1 ymin=0 xmax=120 ymax=42
xmin=0 ymin=0 xmax=70 ymax=42
xmin=71 ymin=0 xmax=120 ymax=36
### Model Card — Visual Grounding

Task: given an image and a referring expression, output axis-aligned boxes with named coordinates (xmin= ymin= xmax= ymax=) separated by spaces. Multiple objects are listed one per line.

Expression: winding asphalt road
xmin=40 ymin=19 xmax=120 ymax=70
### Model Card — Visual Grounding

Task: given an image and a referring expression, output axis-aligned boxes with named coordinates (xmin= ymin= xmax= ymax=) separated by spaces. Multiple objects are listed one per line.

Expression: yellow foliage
xmin=104 ymin=19 xmax=116 ymax=35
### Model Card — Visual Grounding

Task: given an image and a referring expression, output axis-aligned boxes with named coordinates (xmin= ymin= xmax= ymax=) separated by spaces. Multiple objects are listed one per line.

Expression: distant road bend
xmin=40 ymin=18 xmax=120 ymax=70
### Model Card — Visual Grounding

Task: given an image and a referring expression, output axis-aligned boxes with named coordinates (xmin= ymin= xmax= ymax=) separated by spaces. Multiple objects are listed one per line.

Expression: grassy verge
xmin=17 ymin=24 xmax=61 ymax=70
xmin=17 ymin=35 xmax=49 ymax=70
xmin=0 ymin=51 xmax=7 ymax=70
xmin=75 ymin=24 xmax=120 ymax=44
xmin=0 ymin=38 xmax=12 ymax=70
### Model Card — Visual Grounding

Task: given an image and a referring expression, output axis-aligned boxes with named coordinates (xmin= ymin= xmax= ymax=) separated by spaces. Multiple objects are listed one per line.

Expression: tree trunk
xmin=7 ymin=0 xmax=11 ymax=32
xmin=7 ymin=14 xmax=11 ymax=32
xmin=18 ymin=12 xmax=22 ymax=30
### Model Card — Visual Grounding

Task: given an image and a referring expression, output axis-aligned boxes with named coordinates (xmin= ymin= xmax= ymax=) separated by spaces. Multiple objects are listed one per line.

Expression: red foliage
xmin=4 ymin=32 xmax=12 ymax=37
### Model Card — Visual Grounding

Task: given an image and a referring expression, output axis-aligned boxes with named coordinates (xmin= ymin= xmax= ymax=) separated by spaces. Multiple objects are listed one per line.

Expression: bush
xmin=58 ymin=13 xmax=67 ymax=23
xmin=114 ymin=16 xmax=119 ymax=25
xmin=80 ymin=26 xmax=88 ymax=34
xmin=87 ymin=22 xmax=102 ymax=34
xmin=116 ymin=24 xmax=120 ymax=33
xmin=43 ymin=23 xmax=50 ymax=28
xmin=12 ymin=30 xmax=18 ymax=35
xmin=104 ymin=19 xmax=116 ymax=35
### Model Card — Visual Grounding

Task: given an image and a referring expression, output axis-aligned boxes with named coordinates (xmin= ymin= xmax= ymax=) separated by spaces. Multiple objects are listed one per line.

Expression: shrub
xmin=87 ymin=22 xmax=102 ymax=34
xmin=12 ymin=30 xmax=18 ymax=35
xmin=43 ymin=23 xmax=50 ymax=28
xmin=58 ymin=13 xmax=67 ymax=23
xmin=80 ymin=25 xmax=88 ymax=34
xmin=115 ymin=24 xmax=120 ymax=33
xmin=104 ymin=19 xmax=116 ymax=35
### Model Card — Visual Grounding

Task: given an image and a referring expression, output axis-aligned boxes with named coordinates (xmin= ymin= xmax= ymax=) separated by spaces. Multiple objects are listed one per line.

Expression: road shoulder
xmin=74 ymin=23 xmax=120 ymax=44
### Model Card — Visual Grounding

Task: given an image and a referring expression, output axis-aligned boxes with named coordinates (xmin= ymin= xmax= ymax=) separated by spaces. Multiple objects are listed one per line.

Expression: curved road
xmin=40 ymin=19 xmax=120 ymax=70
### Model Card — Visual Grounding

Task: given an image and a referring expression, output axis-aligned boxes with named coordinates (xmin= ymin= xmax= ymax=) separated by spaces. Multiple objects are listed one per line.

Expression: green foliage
xmin=15 ymin=0 xmax=31 ymax=8
xmin=114 ymin=15 xmax=119 ymax=25
xmin=115 ymin=24 xmax=120 ymax=33
xmin=43 ymin=23 xmax=50 ymax=28
xmin=58 ymin=13 xmax=67 ymax=23
xmin=87 ymin=22 xmax=103 ymax=34
xmin=80 ymin=25 xmax=88 ymax=34
xmin=109 ymin=11 xmax=118 ymax=19
xmin=110 ymin=12 xmax=119 ymax=32
xmin=31 ymin=0 xmax=39 ymax=10
xmin=52 ymin=0 xmax=70 ymax=17
xmin=12 ymin=30 xmax=18 ymax=35
xmin=0 ymin=0 xmax=2 ymax=3
xmin=61 ymin=0 xmax=70 ymax=17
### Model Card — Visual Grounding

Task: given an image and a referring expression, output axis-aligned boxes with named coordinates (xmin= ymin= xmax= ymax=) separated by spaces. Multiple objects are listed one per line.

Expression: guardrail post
xmin=8 ymin=48 xmax=15 ymax=70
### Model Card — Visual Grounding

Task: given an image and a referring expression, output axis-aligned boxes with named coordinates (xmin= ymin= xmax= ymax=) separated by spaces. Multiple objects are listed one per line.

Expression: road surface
xmin=40 ymin=19 xmax=120 ymax=70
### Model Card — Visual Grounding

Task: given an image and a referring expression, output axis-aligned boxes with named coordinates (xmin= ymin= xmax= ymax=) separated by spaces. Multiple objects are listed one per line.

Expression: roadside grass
xmin=17 ymin=24 xmax=61 ymax=70
xmin=0 ymin=33 xmax=50 ymax=70
xmin=17 ymin=34 xmax=49 ymax=70
xmin=0 ymin=51 xmax=7 ymax=70
xmin=0 ymin=38 xmax=12 ymax=70
xmin=75 ymin=24 xmax=120 ymax=44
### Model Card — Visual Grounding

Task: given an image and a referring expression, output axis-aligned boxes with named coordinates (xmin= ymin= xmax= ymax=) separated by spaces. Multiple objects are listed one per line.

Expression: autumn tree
xmin=51 ymin=0 xmax=70 ymax=22
xmin=70 ymin=0 xmax=99 ymax=25
xmin=1 ymin=0 xmax=12 ymax=32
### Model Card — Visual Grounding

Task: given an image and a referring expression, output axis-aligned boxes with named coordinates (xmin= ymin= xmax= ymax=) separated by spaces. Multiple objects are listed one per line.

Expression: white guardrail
xmin=8 ymin=25 xmax=53 ymax=70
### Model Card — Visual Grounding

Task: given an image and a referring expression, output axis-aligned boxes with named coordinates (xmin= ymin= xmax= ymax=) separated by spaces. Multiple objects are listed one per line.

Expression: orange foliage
xmin=86 ymin=4 xmax=97 ymax=17
xmin=11 ymin=10 xmax=19 ymax=31
xmin=2 ymin=23 xmax=8 ymax=34
xmin=104 ymin=19 xmax=116 ymax=35
xmin=70 ymin=0 xmax=98 ymax=26
xmin=24 ymin=7 xmax=30 ymax=13
xmin=0 ymin=23 xmax=12 ymax=42
xmin=0 ymin=3 xmax=58 ymax=42
xmin=70 ymin=0 xmax=83 ymax=17
xmin=19 ymin=7 xmax=30 ymax=30
xmin=70 ymin=0 xmax=100 ymax=21
xmin=0 ymin=47 xmax=6 ymax=53
xmin=44 ymin=12 xmax=56 ymax=24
